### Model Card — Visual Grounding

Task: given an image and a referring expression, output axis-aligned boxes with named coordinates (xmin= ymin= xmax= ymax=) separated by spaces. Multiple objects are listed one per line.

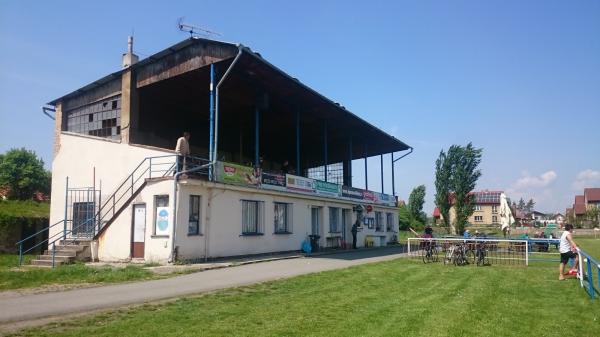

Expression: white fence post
xmin=525 ymin=241 xmax=529 ymax=266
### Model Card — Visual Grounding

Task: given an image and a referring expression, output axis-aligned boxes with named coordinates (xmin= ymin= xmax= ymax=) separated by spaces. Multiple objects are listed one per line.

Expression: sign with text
xmin=262 ymin=172 xmax=286 ymax=191
xmin=342 ymin=186 xmax=364 ymax=200
xmin=314 ymin=180 xmax=341 ymax=197
xmin=286 ymin=174 xmax=315 ymax=193
xmin=155 ymin=207 xmax=170 ymax=236
xmin=216 ymin=162 xmax=261 ymax=187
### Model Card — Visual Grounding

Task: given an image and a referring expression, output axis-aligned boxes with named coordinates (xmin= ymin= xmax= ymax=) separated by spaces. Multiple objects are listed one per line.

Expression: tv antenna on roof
xmin=177 ymin=17 xmax=222 ymax=39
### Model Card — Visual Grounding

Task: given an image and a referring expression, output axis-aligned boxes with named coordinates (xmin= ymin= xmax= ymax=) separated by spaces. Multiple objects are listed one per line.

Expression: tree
xmin=433 ymin=143 xmax=483 ymax=235
xmin=0 ymin=148 xmax=51 ymax=200
xmin=398 ymin=204 xmax=412 ymax=231
xmin=451 ymin=143 xmax=483 ymax=235
xmin=517 ymin=198 xmax=526 ymax=211
xmin=434 ymin=149 xmax=453 ymax=233
xmin=586 ymin=206 xmax=599 ymax=228
xmin=408 ymin=185 xmax=426 ymax=224
xmin=525 ymin=199 xmax=536 ymax=213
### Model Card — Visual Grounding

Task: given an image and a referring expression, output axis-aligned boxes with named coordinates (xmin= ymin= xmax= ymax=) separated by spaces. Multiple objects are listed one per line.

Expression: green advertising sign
xmin=216 ymin=162 xmax=261 ymax=187
xmin=314 ymin=180 xmax=341 ymax=197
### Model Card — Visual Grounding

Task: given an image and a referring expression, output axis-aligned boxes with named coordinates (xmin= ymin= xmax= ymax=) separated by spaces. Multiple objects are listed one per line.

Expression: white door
xmin=132 ymin=204 xmax=146 ymax=258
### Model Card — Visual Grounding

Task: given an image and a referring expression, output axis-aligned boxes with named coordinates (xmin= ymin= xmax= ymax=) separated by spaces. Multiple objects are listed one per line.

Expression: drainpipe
xmin=168 ymin=163 xmax=212 ymax=263
xmin=214 ymin=46 xmax=244 ymax=171
xmin=391 ymin=147 xmax=413 ymax=196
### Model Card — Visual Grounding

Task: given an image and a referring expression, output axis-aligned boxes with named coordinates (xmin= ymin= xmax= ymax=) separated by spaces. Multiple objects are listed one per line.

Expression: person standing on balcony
xmin=175 ymin=131 xmax=191 ymax=172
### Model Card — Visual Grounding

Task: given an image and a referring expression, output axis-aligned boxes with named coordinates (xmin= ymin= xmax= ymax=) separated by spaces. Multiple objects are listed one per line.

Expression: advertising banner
xmin=262 ymin=172 xmax=286 ymax=191
xmin=374 ymin=192 xmax=397 ymax=207
xmin=286 ymin=174 xmax=314 ymax=193
xmin=216 ymin=162 xmax=261 ymax=187
xmin=155 ymin=206 xmax=170 ymax=236
xmin=314 ymin=180 xmax=341 ymax=197
xmin=342 ymin=186 xmax=364 ymax=200
xmin=362 ymin=190 xmax=375 ymax=201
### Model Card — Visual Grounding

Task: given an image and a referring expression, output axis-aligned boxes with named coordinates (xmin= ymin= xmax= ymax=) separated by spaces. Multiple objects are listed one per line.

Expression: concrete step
xmin=53 ymin=245 xmax=86 ymax=252
xmin=36 ymin=255 xmax=74 ymax=263
xmin=43 ymin=249 xmax=77 ymax=257
xmin=30 ymin=259 xmax=67 ymax=267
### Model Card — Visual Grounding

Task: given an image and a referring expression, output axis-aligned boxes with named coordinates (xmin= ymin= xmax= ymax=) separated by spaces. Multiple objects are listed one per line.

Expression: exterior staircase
xmin=29 ymin=240 xmax=92 ymax=267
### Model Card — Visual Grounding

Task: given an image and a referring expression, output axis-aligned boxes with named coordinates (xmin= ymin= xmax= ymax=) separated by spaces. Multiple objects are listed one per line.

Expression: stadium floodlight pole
xmin=391 ymin=147 xmax=413 ymax=196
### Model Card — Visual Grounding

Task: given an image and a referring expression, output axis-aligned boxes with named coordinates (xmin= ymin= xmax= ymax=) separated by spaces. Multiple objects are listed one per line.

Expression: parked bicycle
xmin=421 ymin=240 xmax=438 ymax=263
xmin=475 ymin=241 xmax=489 ymax=266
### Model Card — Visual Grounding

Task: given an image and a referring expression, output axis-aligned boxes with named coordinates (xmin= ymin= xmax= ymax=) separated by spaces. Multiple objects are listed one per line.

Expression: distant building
xmin=584 ymin=188 xmax=600 ymax=209
xmin=433 ymin=190 xmax=514 ymax=229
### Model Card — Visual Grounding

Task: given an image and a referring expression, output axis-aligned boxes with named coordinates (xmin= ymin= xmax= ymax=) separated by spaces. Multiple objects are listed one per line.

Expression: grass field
xmin=0 ymin=254 xmax=154 ymax=291
xmin=9 ymin=258 xmax=599 ymax=337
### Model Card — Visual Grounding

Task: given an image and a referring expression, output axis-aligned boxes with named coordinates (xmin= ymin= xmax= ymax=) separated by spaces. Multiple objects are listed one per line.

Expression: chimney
xmin=122 ymin=36 xmax=139 ymax=68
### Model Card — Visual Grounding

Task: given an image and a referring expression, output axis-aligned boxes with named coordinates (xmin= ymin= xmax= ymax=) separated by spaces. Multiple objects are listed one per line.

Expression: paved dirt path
xmin=0 ymin=247 xmax=406 ymax=325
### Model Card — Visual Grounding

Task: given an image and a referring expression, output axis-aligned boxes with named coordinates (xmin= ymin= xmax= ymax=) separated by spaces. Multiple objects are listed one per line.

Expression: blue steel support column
xmin=323 ymin=120 xmax=328 ymax=182
xmin=380 ymin=154 xmax=384 ymax=193
xmin=391 ymin=153 xmax=395 ymax=196
xmin=296 ymin=110 xmax=300 ymax=175
xmin=364 ymin=144 xmax=368 ymax=189
xmin=255 ymin=107 xmax=260 ymax=167
xmin=347 ymin=138 xmax=353 ymax=187
xmin=208 ymin=64 xmax=215 ymax=181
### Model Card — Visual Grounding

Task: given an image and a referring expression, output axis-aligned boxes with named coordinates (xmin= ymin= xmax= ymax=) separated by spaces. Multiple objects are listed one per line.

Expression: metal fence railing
xmin=577 ymin=248 xmax=600 ymax=301
xmin=407 ymin=238 xmax=529 ymax=266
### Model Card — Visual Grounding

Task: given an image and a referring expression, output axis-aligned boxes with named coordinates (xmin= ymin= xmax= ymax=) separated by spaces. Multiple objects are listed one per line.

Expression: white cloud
xmin=572 ymin=169 xmax=600 ymax=191
xmin=506 ymin=171 xmax=558 ymax=211
xmin=510 ymin=170 xmax=557 ymax=191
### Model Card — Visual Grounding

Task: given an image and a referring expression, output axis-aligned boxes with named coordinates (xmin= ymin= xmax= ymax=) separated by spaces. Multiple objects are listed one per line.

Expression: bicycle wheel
xmin=443 ymin=247 xmax=452 ymax=265
xmin=421 ymin=247 xmax=428 ymax=264
xmin=464 ymin=249 xmax=475 ymax=265
xmin=432 ymin=245 xmax=440 ymax=262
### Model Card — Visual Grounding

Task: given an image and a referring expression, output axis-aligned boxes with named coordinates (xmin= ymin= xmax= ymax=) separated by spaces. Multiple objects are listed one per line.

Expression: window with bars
xmin=242 ymin=200 xmax=264 ymax=235
xmin=329 ymin=207 xmax=340 ymax=233
xmin=306 ymin=162 xmax=344 ymax=185
xmin=386 ymin=213 xmax=394 ymax=231
xmin=65 ymin=95 xmax=122 ymax=140
xmin=274 ymin=202 xmax=292 ymax=234
xmin=188 ymin=195 xmax=201 ymax=235
xmin=375 ymin=211 xmax=383 ymax=232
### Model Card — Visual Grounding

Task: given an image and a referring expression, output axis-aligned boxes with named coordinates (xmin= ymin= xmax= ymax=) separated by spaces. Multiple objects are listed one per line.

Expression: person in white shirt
xmin=175 ymin=132 xmax=191 ymax=171
xmin=558 ymin=224 xmax=578 ymax=281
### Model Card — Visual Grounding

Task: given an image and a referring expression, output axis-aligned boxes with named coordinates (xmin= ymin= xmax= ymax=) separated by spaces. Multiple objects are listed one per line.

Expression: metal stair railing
xmin=16 ymin=154 xmax=211 ymax=267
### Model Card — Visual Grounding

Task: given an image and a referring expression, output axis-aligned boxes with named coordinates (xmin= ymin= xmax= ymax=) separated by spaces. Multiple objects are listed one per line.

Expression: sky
xmin=1 ymin=0 xmax=599 ymax=214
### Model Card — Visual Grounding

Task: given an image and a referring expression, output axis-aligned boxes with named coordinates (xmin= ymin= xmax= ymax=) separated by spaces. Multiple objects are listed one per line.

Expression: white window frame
xmin=188 ymin=195 xmax=201 ymax=235
xmin=474 ymin=215 xmax=483 ymax=222
xmin=375 ymin=211 xmax=383 ymax=232
xmin=274 ymin=202 xmax=292 ymax=234
xmin=241 ymin=200 xmax=264 ymax=235
xmin=329 ymin=207 xmax=341 ymax=233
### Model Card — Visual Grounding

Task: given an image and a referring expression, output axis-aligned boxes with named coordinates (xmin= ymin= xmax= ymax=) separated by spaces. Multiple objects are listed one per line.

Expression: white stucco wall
xmin=173 ymin=180 xmax=398 ymax=260
xmin=49 ymin=132 xmax=174 ymax=244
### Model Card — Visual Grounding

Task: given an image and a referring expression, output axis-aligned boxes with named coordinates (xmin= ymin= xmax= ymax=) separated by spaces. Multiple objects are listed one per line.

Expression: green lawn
xmin=0 ymin=200 xmax=49 ymax=218
xmin=9 ymin=259 xmax=599 ymax=337
xmin=0 ymin=254 xmax=155 ymax=291
xmin=577 ymin=238 xmax=600 ymax=259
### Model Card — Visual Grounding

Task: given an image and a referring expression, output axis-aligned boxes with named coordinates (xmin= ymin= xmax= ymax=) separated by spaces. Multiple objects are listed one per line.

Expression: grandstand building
xmin=37 ymin=37 xmax=412 ymax=265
